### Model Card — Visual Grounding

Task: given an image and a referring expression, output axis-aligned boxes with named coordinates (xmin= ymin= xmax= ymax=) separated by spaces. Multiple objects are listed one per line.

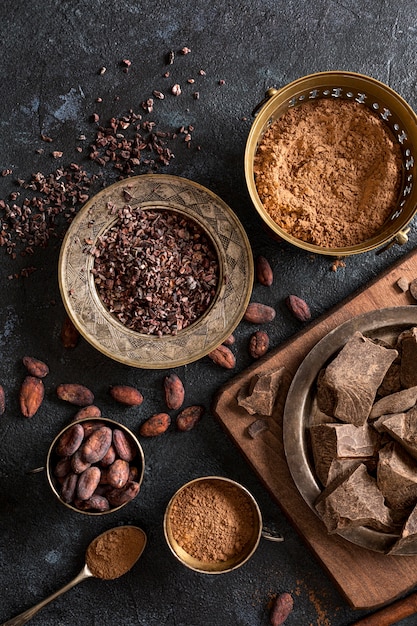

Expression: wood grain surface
xmin=212 ymin=248 xmax=417 ymax=611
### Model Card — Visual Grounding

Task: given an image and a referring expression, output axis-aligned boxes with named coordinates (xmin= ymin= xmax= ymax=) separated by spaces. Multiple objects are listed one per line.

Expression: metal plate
xmin=58 ymin=174 xmax=253 ymax=369
xmin=283 ymin=306 xmax=417 ymax=554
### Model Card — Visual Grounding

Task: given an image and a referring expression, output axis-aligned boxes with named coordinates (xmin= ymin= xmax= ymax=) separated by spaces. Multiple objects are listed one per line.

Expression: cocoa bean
xmin=285 ymin=294 xmax=311 ymax=322
xmin=71 ymin=449 xmax=91 ymax=474
xmin=176 ymin=405 xmax=205 ymax=431
xmin=207 ymin=344 xmax=236 ymax=369
xmin=56 ymin=423 xmax=84 ymax=457
xmin=54 ymin=457 xmax=72 ymax=478
xmin=80 ymin=426 xmax=112 ymax=463
xmin=256 ymin=255 xmax=273 ymax=286
xmin=128 ymin=465 xmax=139 ymax=482
xmin=19 ymin=376 xmax=44 ymax=418
xmin=163 ymin=373 xmax=185 ymax=410
xmin=106 ymin=459 xmax=130 ymax=489
xmin=74 ymin=494 xmax=110 ymax=512
xmin=22 ymin=356 xmax=49 ymax=378
xmin=244 ymin=302 xmax=276 ymax=324
xmin=76 ymin=466 xmax=101 ymax=501
xmin=222 ymin=334 xmax=235 ymax=346
xmin=249 ymin=330 xmax=270 ymax=359
xmin=106 ymin=480 xmax=140 ymax=507
xmin=100 ymin=444 xmax=117 ymax=467
xmin=61 ymin=473 xmax=78 ymax=503
xmin=81 ymin=420 xmax=106 ymax=437
xmin=269 ymin=592 xmax=294 ymax=626
xmin=112 ymin=428 xmax=137 ymax=461
xmin=0 ymin=384 xmax=5 ymax=415
xmin=72 ymin=405 xmax=102 ymax=421
xmin=61 ymin=315 xmax=80 ymax=348
xmin=56 ymin=383 xmax=94 ymax=407
xmin=139 ymin=412 xmax=171 ymax=437
xmin=109 ymin=384 xmax=143 ymax=406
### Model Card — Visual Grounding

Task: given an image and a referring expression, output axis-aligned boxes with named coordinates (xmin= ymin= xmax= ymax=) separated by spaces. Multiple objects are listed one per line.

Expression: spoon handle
xmin=1 ymin=565 xmax=93 ymax=626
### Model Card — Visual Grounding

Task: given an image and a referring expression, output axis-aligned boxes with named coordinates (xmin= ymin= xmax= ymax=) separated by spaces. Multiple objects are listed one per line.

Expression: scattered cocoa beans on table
xmin=109 ymin=384 xmax=144 ymax=406
xmin=22 ymin=356 xmax=49 ymax=378
xmin=139 ymin=412 xmax=171 ymax=437
xmin=244 ymin=302 xmax=276 ymax=324
xmin=19 ymin=376 xmax=45 ymax=418
xmin=51 ymin=419 xmax=142 ymax=513
xmin=163 ymin=373 xmax=185 ymax=410
xmin=60 ymin=315 xmax=80 ymax=348
xmin=207 ymin=344 xmax=236 ymax=369
xmin=285 ymin=294 xmax=311 ymax=322
xmin=176 ymin=405 xmax=205 ymax=431
xmin=269 ymin=592 xmax=294 ymax=625
xmin=249 ymin=330 xmax=269 ymax=359
xmin=256 ymin=255 xmax=274 ymax=286
xmin=56 ymin=383 xmax=95 ymax=407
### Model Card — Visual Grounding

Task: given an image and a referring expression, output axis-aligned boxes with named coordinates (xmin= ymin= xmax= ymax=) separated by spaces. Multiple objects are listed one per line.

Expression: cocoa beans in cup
xmin=46 ymin=417 xmax=145 ymax=515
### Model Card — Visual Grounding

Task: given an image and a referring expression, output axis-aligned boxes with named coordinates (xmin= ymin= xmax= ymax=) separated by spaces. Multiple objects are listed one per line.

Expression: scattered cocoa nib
xmin=19 ymin=376 xmax=45 ymax=418
xmin=244 ymin=302 xmax=276 ymax=324
xmin=171 ymin=83 xmax=182 ymax=96
xmin=139 ymin=412 xmax=171 ymax=437
xmin=269 ymin=592 xmax=294 ymax=626
xmin=176 ymin=405 xmax=204 ymax=431
xmin=22 ymin=356 xmax=49 ymax=379
xmin=109 ymin=385 xmax=143 ymax=406
xmin=166 ymin=50 xmax=175 ymax=64
xmin=61 ymin=316 xmax=80 ymax=348
xmin=180 ymin=47 xmax=191 ymax=55
xmin=247 ymin=419 xmax=269 ymax=438
xmin=285 ymin=295 xmax=311 ymax=322
xmin=249 ymin=330 xmax=269 ymax=359
xmin=207 ymin=344 xmax=236 ymax=369
xmin=396 ymin=276 xmax=410 ymax=293
xmin=0 ymin=385 xmax=5 ymax=415
xmin=91 ymin=207 xmax=219 ymax=336
xmin=256 ymin=255 xmax=273 ymax=286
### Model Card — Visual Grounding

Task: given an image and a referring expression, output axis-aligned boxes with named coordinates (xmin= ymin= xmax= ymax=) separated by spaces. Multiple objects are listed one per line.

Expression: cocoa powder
xmin=169 ymin=479 xmax=255 ymax=562
xmin=254 ymin=98 xmax=403 ymax=248
xmin=86 ymin=526 xmax=145 ymax=579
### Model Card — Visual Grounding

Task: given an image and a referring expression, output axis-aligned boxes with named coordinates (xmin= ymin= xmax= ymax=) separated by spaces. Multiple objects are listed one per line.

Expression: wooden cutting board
xmin=212 ymin=248 xmax=417 ymax=611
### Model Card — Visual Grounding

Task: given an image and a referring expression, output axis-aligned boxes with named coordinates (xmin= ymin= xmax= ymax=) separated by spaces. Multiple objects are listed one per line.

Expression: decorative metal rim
xmin=58 ymin=174 xmax=253 ymax=369
xmin=283 ymin=306 xmax=417 ymax=554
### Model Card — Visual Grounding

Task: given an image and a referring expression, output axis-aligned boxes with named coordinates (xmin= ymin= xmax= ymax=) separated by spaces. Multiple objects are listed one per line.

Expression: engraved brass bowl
xmin=163 ymin=476 xmax=263 ymax=573
xmin=46 ymin=417 xmax=145 ymax=516
xmin=245 ymin=71 xmax=417 ymax=256
xmin=283 ymin=306 xmax=417 ymax=554
xmin=58 ymin=174 xmax=253 ymax=368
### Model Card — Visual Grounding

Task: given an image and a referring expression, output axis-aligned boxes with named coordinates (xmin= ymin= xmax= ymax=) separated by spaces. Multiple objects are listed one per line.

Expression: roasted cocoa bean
xmin=76 ymin=466 xmax=101 ymax=501
xmin=106 ymin=481 xmax=140 ymax=507
xmin=0 ymin=384 xmax=5 ymax=415
xmin=269 ymin=592 xmax=294 ymax=626
xmin=285 ymin=294 xmax=311 ymax=322
xmin=61 ymin=315 xmax=80 ymax=348
xmin=57 ymin=383 xmax=94 ymax=407
xmin=249 ymin=330 xmax=270 ymax=359
xmin=100 ymin=444 xmax=117 ymax=467
xmin=80 ymin=426 xmax=112 ymax=463
xmin=81 ymin=420 xmax=106 ymax=437
xmin=72 ymin=405 xmax=102 ymax=421
xmin=56 ymin=423 xmax=84 ymax=457
xmin=163 ymin=373 xmax=185 ymax=410
xmin=109 ymin=384 xmax=143 ymax=406
xmin=54 ymin=457 xmax=72 ymax=478
xmin=19 ymin=376 xmax=44 ymax=418
xmin=112 ymin=428 xmax=137 ymax=462
xmin=74 ymin=494 xmax=110 ymax=512
xmin=139 ymin=412 xmax=171 ymax=437
xmin=244 ymin=302 xmax=276 ymax=324
xmin=222 ymin=334 xmax=235 ymax=346
xmin=61 ymin=473 xmax=78 ymax=503
xmin=207 ymin=344 xmax=236 ymax=369
xmin=176 ymin=405 xmax=205 ymax=431
xmin=71 ymin=449 xmax=91 ymax=474
xmin=22 ymin=356 xmax=49 ymax=378
xmin=256 ymin=255 xmax=273 ymax=286
xmin=106 ymin=459 xmax=130 ymax=489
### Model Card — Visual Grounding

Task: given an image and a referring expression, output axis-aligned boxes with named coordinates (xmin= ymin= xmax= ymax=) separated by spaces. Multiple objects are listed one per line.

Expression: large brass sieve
xmin=245 ymin=71 xmax=417 ymax=256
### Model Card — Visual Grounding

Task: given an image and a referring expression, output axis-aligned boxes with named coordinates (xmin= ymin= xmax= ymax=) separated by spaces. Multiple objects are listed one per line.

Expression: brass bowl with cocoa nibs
xmin=46 ymin=417 xmax=145 ymax=516
xmin=163 ymin=476 xmax=263 ymax=574
xmin=245 ymin=71 xmax=417 ymax=256
xmin=58 ymin=174 xmax=253 ymax=369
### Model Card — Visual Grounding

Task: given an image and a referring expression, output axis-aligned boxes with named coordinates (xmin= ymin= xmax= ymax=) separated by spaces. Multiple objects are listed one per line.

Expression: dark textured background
xmin=1 ymin=1 xmax=417 ymax=625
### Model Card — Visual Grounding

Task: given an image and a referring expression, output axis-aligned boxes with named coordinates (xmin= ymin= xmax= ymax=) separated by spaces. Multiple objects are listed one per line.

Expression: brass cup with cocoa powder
xmin=163 ymin=476 xmax=263 ymax=574
xmin=46 ymin=417 xmax=145 ymax=516
xmin=245 ymin=71 xmax=417 ymax=256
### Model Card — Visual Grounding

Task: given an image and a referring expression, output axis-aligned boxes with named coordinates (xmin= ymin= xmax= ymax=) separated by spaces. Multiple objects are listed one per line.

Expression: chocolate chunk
xmin=398 ymin=328 xmax=417 ymax=388
xmin=316 ymin=331 xmax=398 ymax=426
xmin=377 ymin=441 xmax=417 ymax=510
xmin=379 ymin=408 xmax=417 ymax=461
xmin=388 ymin=503 xmax=417 ymax=554
xmin=247 ymin=419 xmax=269 ymax=438
xmin=370 ymin=386 xmax=417 ymax=419
xmin=237 ymin=367 xmax=286 ymax=417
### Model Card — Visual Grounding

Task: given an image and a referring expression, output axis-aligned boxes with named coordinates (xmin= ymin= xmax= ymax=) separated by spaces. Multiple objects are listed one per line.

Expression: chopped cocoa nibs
xmin=90 ymin=206 xmax=219 ymax=336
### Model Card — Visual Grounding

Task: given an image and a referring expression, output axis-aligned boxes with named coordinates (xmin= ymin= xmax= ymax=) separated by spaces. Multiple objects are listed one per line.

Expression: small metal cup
xmin=46 ymin=417 xmax=145 ymax=516
xmin=163 ymin=476 xmax=263 ymax=574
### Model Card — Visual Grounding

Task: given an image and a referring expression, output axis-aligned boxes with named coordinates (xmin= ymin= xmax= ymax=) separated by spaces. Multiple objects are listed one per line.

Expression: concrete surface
xmin=1 ymin=1 xmax=417 ymax=625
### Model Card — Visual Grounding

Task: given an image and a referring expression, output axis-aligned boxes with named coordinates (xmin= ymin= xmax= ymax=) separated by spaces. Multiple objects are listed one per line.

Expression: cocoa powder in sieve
xmin=254 ymin=98 xmax=403 ymax=248
xmin=86 ymin=526 xmax=145 ymax=579
xmin=168 ymin=479 xmax=255 ymax=562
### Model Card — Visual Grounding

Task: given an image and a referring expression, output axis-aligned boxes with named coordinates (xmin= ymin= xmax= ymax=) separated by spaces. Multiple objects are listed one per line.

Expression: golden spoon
xmin=1 ymin=525 xmax=147 ymax=626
